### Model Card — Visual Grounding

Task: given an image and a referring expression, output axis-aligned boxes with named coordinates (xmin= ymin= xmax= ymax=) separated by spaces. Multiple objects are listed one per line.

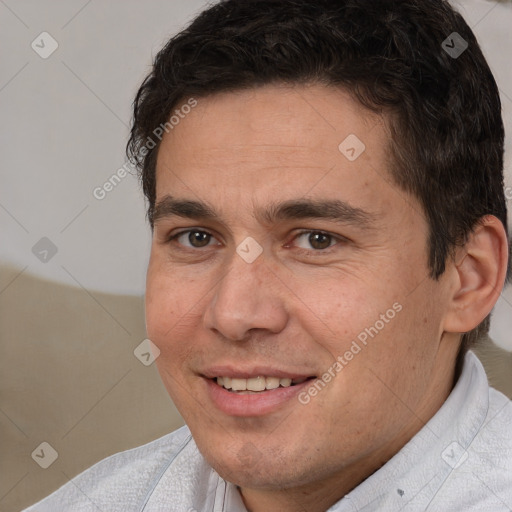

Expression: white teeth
xmin=216 ymin=377 xmax=232 ymax=389
xmin=231 ymin=378 xmax=247 ymax=391
xmin=265 ymin=377 xmax=280 ymax=389
xmin=247 ymin=376 xmax=266 ymax=392
xmin=215 ymin=376 xmax=298 ymax=392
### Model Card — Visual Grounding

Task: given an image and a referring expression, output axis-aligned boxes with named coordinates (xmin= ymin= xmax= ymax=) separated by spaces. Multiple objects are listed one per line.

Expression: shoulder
xmin=471 ymin=366 xmax=512 ymax=462
xmin=23 ymin=426 xmax=195 ymax=512
xmin=474 ymin=385 xmax=512 ymax=460
xmin=436 ymin=383 xmax=512 ymax=510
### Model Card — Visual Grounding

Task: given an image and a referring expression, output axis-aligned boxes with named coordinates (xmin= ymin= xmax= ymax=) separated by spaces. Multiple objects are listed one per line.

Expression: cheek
xmin=145 ymin=281 xmax=177 ymax=342
xmin=289 ymin=278 xmax=387 ymax=350
xmin=145 ymin=274 xmax=199 ymax=406
xmin=145 ymin=268 xmax=195 ymax=358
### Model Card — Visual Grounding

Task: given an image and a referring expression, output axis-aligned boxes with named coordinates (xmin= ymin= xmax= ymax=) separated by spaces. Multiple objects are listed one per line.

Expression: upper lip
xmin=201 ymin=365 xmax=316 ymax=380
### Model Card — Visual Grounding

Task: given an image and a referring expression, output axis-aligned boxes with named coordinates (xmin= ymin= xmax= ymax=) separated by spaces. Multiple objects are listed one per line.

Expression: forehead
xmin=154 ymin=84 xmax=399 ymax=216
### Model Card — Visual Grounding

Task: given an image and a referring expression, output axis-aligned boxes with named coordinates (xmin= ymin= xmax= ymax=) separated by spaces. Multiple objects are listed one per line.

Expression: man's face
xmin=145 ymin=84 xmax=455 ymax=492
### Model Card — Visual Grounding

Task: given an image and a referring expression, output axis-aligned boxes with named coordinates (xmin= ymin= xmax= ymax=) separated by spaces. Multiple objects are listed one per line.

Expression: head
xmin=128 ymin=0 xmax=509 ymax=509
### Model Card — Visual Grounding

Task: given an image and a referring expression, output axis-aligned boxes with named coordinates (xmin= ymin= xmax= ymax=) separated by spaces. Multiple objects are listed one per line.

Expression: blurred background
xmin=1 ymin=0 xmax=511 ymax=510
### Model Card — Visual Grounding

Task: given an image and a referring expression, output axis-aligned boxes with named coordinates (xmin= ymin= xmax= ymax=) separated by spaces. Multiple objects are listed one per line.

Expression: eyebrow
xmin=151 ymin=195 xmax=376 ymax=230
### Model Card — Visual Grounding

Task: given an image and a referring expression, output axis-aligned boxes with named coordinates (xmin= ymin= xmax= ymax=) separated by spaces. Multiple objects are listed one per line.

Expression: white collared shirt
xmin=24 ymin=351 xmax=512 ymax=511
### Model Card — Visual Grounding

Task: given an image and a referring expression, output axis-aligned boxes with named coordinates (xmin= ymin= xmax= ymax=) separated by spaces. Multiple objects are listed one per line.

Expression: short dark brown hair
xmin=127 ymin=0 xmax=510 ymax=374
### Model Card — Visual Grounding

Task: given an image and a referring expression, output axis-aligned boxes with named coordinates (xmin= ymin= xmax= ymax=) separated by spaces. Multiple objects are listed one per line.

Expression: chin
xmin=198 ymin=439 xmax=316 ymax=490
xmin=212 ymin=460 xmax=298 ymax=490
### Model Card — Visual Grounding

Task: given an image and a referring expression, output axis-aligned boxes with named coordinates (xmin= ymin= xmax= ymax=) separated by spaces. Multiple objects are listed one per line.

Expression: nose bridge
xmin=203 ymin=251 xmax=288 ymax=341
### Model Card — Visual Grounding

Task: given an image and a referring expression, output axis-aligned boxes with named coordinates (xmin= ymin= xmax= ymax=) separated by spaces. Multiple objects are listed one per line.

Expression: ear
xmin=443 ymin=215 xmax=509 ymax=334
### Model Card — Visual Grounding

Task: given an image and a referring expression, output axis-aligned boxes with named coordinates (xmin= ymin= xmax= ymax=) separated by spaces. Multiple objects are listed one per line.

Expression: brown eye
xmin=293 ymin=231 xmax=338 ymax=251
xmin=169 ymin=229 xmax=217 ymax=249
xmin=186 ymin=231 xmax=211 ymax=248
xmin=308 ymin=232 xmax=332 ymax=250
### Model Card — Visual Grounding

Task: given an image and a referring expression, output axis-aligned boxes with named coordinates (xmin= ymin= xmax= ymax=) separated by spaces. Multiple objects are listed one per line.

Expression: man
xmin=25 ymin=0 xmax=511 ymax=510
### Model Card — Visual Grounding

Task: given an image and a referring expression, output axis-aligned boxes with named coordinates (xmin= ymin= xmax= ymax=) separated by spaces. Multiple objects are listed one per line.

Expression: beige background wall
xmin=0 ymin=265 xmax=186 ymax=511
xmin=1 ymin=1 xmax=511 ymax=511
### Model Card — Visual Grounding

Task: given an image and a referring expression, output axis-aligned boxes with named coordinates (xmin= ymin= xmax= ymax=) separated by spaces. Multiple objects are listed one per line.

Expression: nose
xmin=202 ymin=252 xmax=288 ymax=342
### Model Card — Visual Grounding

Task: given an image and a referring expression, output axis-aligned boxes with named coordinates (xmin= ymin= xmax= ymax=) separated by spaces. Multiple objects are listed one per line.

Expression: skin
xmin=145 ymin=83 xmax=507 ymax=512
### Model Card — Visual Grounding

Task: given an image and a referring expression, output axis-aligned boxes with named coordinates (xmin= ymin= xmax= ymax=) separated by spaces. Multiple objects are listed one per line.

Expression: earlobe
xmin=443 ymin=215 xmax=509 ymax=334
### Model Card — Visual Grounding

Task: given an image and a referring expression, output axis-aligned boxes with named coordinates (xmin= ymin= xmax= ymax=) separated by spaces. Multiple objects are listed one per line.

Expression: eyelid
xmin=167 ymin=228 xmax=221 ymax=248
xmin=166 ymin=227 xmax=347 ymax=253
xmin=288 ymin=229 xmax=346 ymax=252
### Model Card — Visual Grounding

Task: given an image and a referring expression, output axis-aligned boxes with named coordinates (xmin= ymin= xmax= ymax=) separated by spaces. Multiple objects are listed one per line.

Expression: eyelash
xmin=166 ymin=229 xmax=344 ymax=254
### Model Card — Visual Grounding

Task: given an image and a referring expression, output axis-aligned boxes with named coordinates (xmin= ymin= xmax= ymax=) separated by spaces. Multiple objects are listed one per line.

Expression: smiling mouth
xmin=213 ymin=375 xmax=316 ymax=394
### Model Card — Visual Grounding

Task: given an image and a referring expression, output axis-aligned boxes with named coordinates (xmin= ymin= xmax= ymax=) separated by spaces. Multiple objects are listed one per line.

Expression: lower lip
xmin=205 ymin=378 xmax=313 ymax=417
